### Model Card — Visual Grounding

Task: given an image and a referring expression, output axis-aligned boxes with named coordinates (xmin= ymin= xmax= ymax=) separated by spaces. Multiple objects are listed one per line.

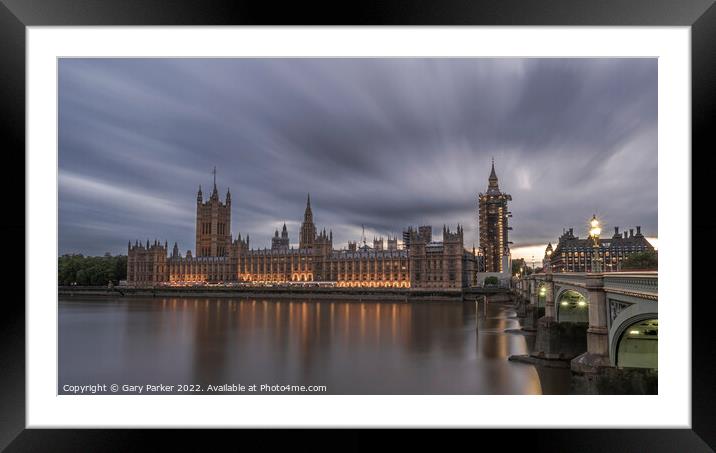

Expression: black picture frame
xmin=2 ymin=0 xmax=714 ymax=449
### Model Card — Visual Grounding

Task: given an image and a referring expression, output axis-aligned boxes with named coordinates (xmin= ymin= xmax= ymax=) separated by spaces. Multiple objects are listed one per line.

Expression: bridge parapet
xmin=531 ymin=272 xmax=657 ymax=297
xmin=552 ymin=273 xmax=589 ymax=287
xmin=603 ymin=272 xmax=657 ymax=300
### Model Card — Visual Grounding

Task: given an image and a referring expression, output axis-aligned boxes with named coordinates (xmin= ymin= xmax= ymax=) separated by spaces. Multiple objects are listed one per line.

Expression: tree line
xmin=58 ymin=254 xmax=127 ymax=286
xmin=620 ymin=250 xmax=657 ymax=270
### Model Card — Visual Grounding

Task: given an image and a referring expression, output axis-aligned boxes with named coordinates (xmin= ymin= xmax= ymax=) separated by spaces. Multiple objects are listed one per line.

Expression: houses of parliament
xmin=127 ymin=163 xmax=513 ymax=289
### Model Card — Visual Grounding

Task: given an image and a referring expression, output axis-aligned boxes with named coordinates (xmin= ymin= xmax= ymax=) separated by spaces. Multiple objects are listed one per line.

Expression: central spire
xmin=211 ymin=166 xmax=218 ymax=198
xmin=487 ymin=157 xmax=500 ymax=192
xmin=299 ymin=193 xmax=316 ymax=250
xmin=304 ymin=193 xmax=312 ymax=219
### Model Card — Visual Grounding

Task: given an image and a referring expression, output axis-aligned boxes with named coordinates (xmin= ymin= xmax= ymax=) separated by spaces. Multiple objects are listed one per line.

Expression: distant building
xmin=546 ymin=226 xmax=654 ymax=273
xmin=403 ymin=225 xmax=476 ymax=289
xmin=127 ymin=174 xmax=476 ymax=289
xmin=126 ymin=239 xmax=170 ymax=285
xmin=478 ymin=159 xmax=512 ymax=272
xmin=542 ymin=242 xmax=554 ymax=269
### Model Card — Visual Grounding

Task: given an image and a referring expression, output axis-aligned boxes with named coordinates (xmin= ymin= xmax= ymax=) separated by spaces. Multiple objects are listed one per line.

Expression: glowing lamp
xmin=589 ymin=215 xmax=601 ymax=238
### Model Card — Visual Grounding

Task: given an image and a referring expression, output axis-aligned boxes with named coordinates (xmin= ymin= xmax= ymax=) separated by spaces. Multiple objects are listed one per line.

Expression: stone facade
xmin=127 ymin=178 xmax=477 ymax=289
xmin=127 ymin=240 xmax=169 ymax=284
xmin=405 ymin=225 xmax=472 ymax=289
xmin=195 ymin=174 xmax=232 ymax=257
xmin=547 ymin=226 xmax=654 ymax=273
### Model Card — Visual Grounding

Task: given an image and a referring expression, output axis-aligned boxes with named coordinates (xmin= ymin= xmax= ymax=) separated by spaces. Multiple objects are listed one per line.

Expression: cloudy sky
xmin=58 ymin=58 xmax=657 ymax=260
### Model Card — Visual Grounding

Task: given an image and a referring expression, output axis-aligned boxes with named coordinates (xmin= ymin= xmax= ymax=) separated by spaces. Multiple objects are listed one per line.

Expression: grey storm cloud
xmin=58 ymin=58 xmax=657 ymax=256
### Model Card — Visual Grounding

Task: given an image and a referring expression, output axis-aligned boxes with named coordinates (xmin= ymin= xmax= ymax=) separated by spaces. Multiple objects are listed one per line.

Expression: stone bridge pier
xmin=511 ymin=276 xmax=549 ymax=332
xmin=511 ymin=278 xmax=530 ymax=316
xmin=534 ymin=274 xmax=575 ymax=360
xmin=570 ymin=274 xmax=611 ymax=372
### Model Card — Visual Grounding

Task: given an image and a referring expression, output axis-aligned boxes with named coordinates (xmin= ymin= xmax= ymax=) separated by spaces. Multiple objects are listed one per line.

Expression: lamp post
xmin=538 ymin=284 xmax=546 ymax=308
xmin=546 ymin=248 xmax=552 ymax=275
xmin=589 ymin=214 xmax=602 ymax=273
xmin=531 ymin=255 xmax=535 ymax=274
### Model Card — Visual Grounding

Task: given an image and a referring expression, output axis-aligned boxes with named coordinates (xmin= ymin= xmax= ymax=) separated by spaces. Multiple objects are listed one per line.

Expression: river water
xmin=58 ymin=296 xmax=571 ymax=395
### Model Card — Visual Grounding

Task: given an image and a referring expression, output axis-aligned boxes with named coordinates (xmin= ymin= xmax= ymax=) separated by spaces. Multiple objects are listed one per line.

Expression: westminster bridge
xmin=513 ymin=271 xmax=658 ymax=374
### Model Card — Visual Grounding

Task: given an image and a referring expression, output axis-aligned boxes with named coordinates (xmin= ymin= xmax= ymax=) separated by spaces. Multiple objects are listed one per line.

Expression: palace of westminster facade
xmin=127 ymin=164 xmax=514 ymax=289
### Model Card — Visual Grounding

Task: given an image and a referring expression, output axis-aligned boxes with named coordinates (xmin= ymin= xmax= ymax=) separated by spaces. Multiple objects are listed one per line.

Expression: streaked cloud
xmin=58 ymin=58 xmax=657 ymax=256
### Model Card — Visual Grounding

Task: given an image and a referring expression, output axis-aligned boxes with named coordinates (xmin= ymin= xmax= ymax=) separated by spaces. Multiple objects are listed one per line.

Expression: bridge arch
xmin=555 ymin=288 xmax=589 ymax=323
xmin=554 ymin=285 xmax=588 ymax=302
xmin=609 ymin=301 xmax=658 ymax=368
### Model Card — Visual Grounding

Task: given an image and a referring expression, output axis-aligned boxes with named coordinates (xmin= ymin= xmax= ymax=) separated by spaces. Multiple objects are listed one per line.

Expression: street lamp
xmin=589 ymin=214 xmax=602 ymax=273
xmin=546 ymin=247 xmax=552 ymax=274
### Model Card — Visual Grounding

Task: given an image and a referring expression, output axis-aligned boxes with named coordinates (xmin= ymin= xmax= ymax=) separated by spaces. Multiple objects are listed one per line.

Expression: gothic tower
xmin=299 ymin=193 xmax=316 ymax=250
xmin=195 ymin=167 xmax=232 ymax=257
xmin=271 ymin=222 xmax=290 ymax=251
xmin=478 ymin=159 xmax=512 ymax=272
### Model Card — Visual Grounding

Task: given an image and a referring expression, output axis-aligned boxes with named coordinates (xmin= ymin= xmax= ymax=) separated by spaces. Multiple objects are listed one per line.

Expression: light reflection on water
xmin=58 ymin=297 xmax=570 ymax=395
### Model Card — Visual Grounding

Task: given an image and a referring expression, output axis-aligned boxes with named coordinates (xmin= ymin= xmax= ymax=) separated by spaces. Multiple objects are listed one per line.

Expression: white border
xmin=27 ymin=27 xmax=690 ymax=428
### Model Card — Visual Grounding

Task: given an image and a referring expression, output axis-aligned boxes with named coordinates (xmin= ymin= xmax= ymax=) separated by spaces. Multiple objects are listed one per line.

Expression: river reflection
xmin=58 ymin=297 xmax=571 ymax=394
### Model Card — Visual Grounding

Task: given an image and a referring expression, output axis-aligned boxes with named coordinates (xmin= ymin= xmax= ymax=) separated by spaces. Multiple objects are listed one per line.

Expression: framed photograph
xmin=3 ymin=0 xmax=714 ymax=448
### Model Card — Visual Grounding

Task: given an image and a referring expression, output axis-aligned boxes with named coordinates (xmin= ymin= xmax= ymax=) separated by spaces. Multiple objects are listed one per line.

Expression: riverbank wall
xmin=59 ymin=285 xmax=512 ymax=301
